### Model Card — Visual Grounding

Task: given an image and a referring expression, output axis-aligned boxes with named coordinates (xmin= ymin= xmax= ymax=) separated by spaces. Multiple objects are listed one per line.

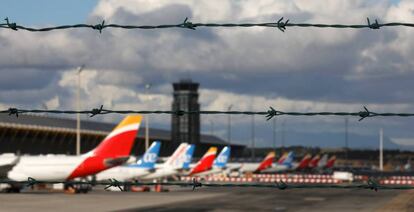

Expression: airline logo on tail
xmin=190 ymin=147 xmax=217 ymax=175
xmin=317 ymin=154 xmax=328 ymax=168
xmin=296 ymin=154 xmax=312 ymax=170
xmin=213 ymin=146 xmax=231 ymax=168
xmin=280 ymin=152 xmax=294 ymax=167
xmin=325 ymin=156 xmax=336 ymax=168
xmin=131 ymin=141 xmax=161 ymax=169
xmin=182 ymin=144 xmax=195 ymax=170
xmin=308 ymin=155 xmax=321 ymax=168
xmin=165 ymin=143 xmax=188 ymax=169
xmin=68 ymin=115 xmax=142 ymax=180
xmin=255 ymin=151 xmax=276 ymax=172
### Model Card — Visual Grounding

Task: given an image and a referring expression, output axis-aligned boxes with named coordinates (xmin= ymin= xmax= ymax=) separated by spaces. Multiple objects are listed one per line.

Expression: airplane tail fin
xmin=325 ymin=155 xmax=336 ymax=168
xmin=165 ymin=143 xmax=188 ymax=169
xmin=281 ymin=152 xmax=294 ymax=167
xmin=133 ymin=141 xmax=161 ymax=169
xmin=277 ymin=152 xmax=289 ymax=164
xmin=182 ymin=144 xmax=195 ymax=170
xmin=213 ymin=146 xmax=231 ymax=168
xmin=317 ymin=154 xmax=329 ymax=168
xmin=308 ymin=155 xmax=321 ymax=168
xmin=255 ymin=151 xmax=276 ymax=172
xmin=88 ymin=115 xmax=142 ymax=159
xmin=296 ymin=154 xmax=312 ymax=169
xmin=189 ymin=147 xmax=217 ymax=175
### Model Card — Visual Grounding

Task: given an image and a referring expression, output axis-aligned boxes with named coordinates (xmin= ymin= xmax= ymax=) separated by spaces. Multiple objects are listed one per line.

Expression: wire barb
xmin=367 ymin=18 xmax=380 ymax=29
xmin=92 ymin=20 xmax=105 ymax=33
xmin=358 ymin=106 xmax=375 ymax=121
xmin=276 ymin=180 xmax=288 ymax=190
xmin=8 ymin=108 xmax=18 ymax=117
xmin=25 ymin=177 xmax=38 ymax=188
xmin=367 ymin=178 xmax=379 ymax=192
xmin=276 ymin=17 xmax=289 ymax=32
xmin=180 ymin=17 xmax=196 ymax=30
xmin=105 ymin=178 xmax=124 ymax=191
xmin=192 ymin=178 xmax=202 ymax=191
xmin=90 ymin=105 xmax=104 ymax=117
xmin=266 ymin=106 xmax=279 ymax=121
xmin=4 ymin=17 xmax=18 ymax=31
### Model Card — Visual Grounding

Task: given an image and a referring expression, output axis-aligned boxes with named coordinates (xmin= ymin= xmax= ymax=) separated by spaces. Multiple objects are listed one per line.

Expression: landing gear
xmin=64 ymin=179 xmax=92 ymax=194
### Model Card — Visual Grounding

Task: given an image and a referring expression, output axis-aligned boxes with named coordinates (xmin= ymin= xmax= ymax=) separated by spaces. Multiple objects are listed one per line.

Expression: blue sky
xmin=1 ymin=0 xmax=98 ymax=25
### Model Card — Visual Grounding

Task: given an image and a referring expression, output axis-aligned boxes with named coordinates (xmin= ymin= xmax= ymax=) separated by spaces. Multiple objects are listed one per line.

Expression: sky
xmin=1 ymin=0 xmax=414 ymax=150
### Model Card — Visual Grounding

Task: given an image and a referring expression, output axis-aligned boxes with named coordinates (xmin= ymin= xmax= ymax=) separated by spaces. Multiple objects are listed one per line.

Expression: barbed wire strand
xmin=1 ymin=17 xmax=414 ymax=33
xmin=1 ymin=178 xmax=412 ymax=192
xmin=2 ymin=106 xmax=414 ymax=121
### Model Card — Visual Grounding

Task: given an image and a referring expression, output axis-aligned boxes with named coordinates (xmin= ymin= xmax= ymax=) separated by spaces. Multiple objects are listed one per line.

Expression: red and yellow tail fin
xmin=91 ymin=115 xmax=142 ymax=158
xmin=189 ymin=147 xmax=217 ymax=175
xmin=256 ymin=151 xmax=276 ymax=172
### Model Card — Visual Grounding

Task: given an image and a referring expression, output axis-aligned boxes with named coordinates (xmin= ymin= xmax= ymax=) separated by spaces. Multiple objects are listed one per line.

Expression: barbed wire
xmin=1 ymin=177 xmax=412 ymax=192
xmin=1 ymin=17 xmax=414 ymax=33
xmin=2 ymin=106 xmax=414 ymax=121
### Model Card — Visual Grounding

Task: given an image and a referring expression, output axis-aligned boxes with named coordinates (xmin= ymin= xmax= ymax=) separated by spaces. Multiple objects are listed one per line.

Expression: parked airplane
xmin=308 ymin=155 xmax=321 ymax=168
xmin=5 ymin=115 xmax=142 ymax=192
xmin=188 ymin=147 xmax=218 ymax=175
xmin=95 ymin=141 xmax=161 ymax=182
xmin=182 ymin=144 xmax=196 ymax=171
xmin=262 ymin=152 xmax=294 ymax=173
xmin=227 ymin=151 xmax=276 ymax=174
xmin=317 ymin=154 xmax=329 ymax=168
xmin=0 ymin=153 xmax=19 ymax=179
xmin=191 ymin=146 xmax=230 ymax=176
xmin=139 ymin=143 xmax=189 ymax=180
xmin=295 ymin=154 xmax=313 ymax=170
xmin=325 ymin=155 xmax=336 ymax=169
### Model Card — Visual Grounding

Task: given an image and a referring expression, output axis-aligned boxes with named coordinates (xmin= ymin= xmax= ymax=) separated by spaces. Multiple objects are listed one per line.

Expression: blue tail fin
xmin=131 ymin=141 xmax=161 ymax=169
xmin=182 ymin=144 xmax=195 ymax=169
xmin=281 ymin=151 xmax=294 ymax=167
xmin=213 ymin=146 xmax=231 ymax=168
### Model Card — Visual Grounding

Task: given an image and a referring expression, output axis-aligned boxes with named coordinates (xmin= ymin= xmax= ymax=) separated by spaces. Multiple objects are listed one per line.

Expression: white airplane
xmin=0 ymin=153 xmax=20 ymax=179
xmin=139 ymin=143 xmax=189 ymax=180
xmin=4 ymin=115 xmax=142 ymax=192
xmin=95 ymin=141 xmax=161 ymax=182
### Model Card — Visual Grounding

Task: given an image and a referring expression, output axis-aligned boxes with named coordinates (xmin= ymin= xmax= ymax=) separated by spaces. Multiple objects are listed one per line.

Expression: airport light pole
xmin=380 ymin=128 xmax=383 ymax=171
xmin=227 ymin=104 xmax=233 ymax=145
xmin=251 ymin=114 xmax=255 ymax=160
xmin=345 ymin=117 xmax=349 ymax=165
xmin=145 ymin=83 xmax=151 ymax=151
xmin=273 ymin=117 xmax=277 ymax=153
xmin=76 ymin=65 xmax=84 ymax=155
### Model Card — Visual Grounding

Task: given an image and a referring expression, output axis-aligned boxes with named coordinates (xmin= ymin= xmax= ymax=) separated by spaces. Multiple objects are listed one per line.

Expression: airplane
xmin=190 ymin=146 xmax=230 ymax=176
xmin=4 ymin=115 xmax=142 ymax=192
xmin=325 ymin=155 xmax=336 ymax=169
xmin=295 ymin=154 xmax=313 ymax=170
xmin=261 ymin=152 xmax=295 ymax=173
xmin=188 ymin=147 xmax=218 ymax=175
xmin=308 ymin=155 xmax=321 ymax=168
xmin=180 ymin=144 xmax=196 ymax=171
xmin=227 ymin=151 xmax=276 ymax=174
xmin=317 ymin=154 xmax=329 ymax=168
xmin=95 ymin=141 xmax=161 ymax=182
xmin=139 ymin=143 xmax=189 ymax=180
xmin=0 ymin=153 xmax=19 ymax=179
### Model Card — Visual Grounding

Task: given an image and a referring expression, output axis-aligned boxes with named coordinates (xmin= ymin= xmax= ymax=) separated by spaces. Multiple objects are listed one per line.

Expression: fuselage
xmin=95 ymin=166 xmax=151 ymax=181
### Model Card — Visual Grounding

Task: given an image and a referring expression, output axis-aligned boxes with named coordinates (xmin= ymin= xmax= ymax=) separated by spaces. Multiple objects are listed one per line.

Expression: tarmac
xmin=0 ymin=186 xmax=413 ymax=212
